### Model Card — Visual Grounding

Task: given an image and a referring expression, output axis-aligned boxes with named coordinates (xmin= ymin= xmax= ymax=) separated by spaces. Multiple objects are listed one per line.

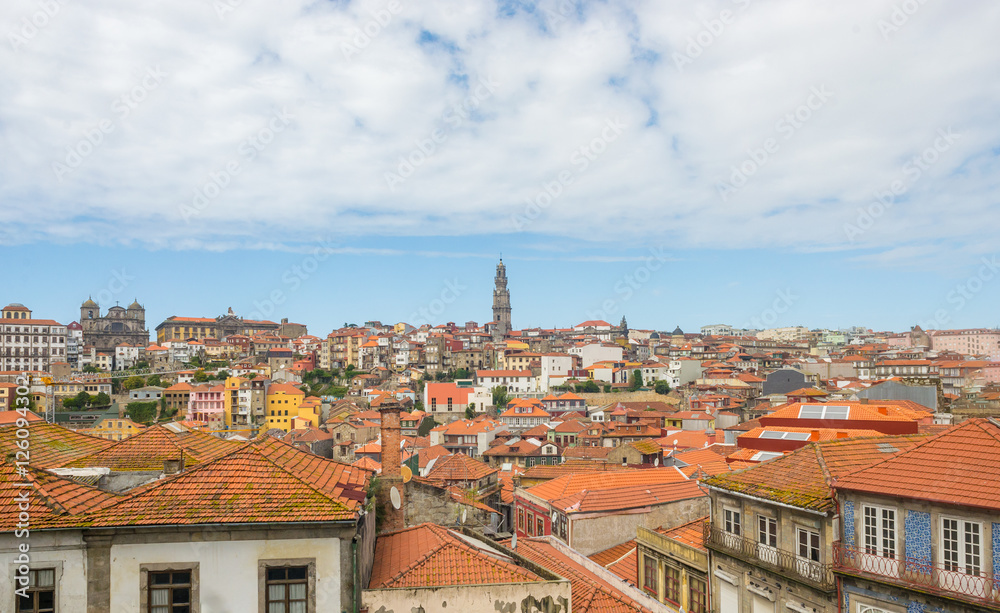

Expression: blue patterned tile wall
xmin=905 ymin=510 xmax=931 ymax=574
xmin=906 ymin=602 xmax=926 ymax=613
xmin=844 ymin=500 xmax=855 ymax=549
xmin=993 ymin=523 xmax=1000 ymax=592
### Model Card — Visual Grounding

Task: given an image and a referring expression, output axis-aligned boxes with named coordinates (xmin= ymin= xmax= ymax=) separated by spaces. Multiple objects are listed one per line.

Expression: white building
xmin=474 ymin=369 xmax=537 ymax=395
xmin=567 ymin=342 xmax=624 ymax=368
xmin=0 ymin=303 xmax=68 ymax=373
xmin=538 ymin=353 xmax=575 ymax=391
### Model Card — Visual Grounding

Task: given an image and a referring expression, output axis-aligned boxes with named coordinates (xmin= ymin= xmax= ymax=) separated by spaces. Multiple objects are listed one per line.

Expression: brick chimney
xmin=377 ymin=398 xmax=407 ymax=532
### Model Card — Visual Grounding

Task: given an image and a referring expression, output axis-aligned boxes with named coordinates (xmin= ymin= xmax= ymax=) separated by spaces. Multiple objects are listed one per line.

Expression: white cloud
xmin=2 ymin=0 xmax=998 ymax=266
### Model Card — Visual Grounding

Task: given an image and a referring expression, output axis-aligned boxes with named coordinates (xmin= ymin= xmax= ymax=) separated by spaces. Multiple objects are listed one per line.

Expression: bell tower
xmin=492 ymin=259 xmax=511 ymax=341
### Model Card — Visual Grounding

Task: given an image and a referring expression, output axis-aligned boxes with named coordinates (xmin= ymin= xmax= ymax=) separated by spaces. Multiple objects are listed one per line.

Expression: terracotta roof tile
xmin=656 ymin=516 xmax=708 ymax=552
xmin=836 ymin=418 xmax=1000 ymax=511
xmin=424 ymin=453 xmax=497 ymax=483
xmin=702 ymin=434 xmax=929 ymax=513
xmin=64 ymin=424 xmax=244 ymax=471
xmin=369 ymin=523 xmax=541 ymax=588
xmin=0 ymin=421 xmax=113 ymax=469
xmin=504 ymin=538 xmax=652 ymax=613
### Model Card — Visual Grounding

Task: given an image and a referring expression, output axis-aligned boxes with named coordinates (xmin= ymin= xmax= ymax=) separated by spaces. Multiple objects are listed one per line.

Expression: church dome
xmin=82 ymin=297 xmax=98 ymax=308
xmin=649 ymin=331 xmax=660 ymax=339
xmin=672 ymin=326 xmax=684 ymax=335
xmin=128 ymin=299 xmax=143 ymax=310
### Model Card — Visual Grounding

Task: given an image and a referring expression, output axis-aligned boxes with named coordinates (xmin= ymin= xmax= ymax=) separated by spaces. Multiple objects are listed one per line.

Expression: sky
xmin=1 ymin=0 xmax=999 ymax=335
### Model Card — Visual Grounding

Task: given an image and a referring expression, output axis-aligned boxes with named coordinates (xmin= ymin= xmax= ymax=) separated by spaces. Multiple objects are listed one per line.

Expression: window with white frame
xmin=942 ymin=517 xmax=981 ymax=576
xmin=758 ymin=516 xmax=777 ymax=547
xmin=797 ymin=527 xmax=820 ymax=562
xmin=724 ymin=507 xmax=742 ymax=536
xmin=863 ymin=505 xmax=897 ymax=559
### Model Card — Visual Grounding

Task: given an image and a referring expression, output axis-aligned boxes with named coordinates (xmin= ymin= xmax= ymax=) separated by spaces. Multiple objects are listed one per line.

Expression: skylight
xmin=751 ymin=451 xmax=783 ymax=462
xmin=758 ymin=431 xmax=811 ymax=440
xmin=798 ymin=404 xmax=851 ymax=420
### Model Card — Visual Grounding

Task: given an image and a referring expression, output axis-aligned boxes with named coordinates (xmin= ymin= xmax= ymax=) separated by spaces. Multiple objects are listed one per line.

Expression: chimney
xmin=860 ymin=398 xmax=869 ymax=404
xmin=377 ymin=398 xmax=407 ymax=532
xmin=163 ymin=456 xmax=184 ymax=475
xmin=809 ymin=430 xmax=820 ymax=441
xmin=877 ymin=406 xmax=889 ymax=416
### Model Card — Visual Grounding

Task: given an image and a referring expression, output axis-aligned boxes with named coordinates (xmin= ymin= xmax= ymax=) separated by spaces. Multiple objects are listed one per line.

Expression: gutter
xmin=703 ymin=484 xmax=828 ymax=517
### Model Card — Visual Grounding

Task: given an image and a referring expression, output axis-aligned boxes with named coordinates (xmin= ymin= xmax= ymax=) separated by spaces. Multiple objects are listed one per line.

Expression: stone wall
xmin=575 ymin=390 xmax=681 ymax=408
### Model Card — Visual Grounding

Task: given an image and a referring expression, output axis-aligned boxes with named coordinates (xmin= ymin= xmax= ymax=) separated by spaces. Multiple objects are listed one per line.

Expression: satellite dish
xmin=401 ymin=465 xmax=412 ymax=483
xmin=550 ymin=511 xmax=558 ymax=522
xmin=461 ymin=508 xmax=468 ymax=523
xmin=389 ymin=486 xmax=401 ymax=510
xmin=511 ymin=533 xmax=518 ymax=550
xmin=654 ymin=457 xmax=659 ymax=467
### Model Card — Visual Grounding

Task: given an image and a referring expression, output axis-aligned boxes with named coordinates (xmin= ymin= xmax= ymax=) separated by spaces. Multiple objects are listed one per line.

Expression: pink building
xmin=929 ymin=328 xmax=1000 ymax=359
xmin=187 ymin=384 xmax=225 ymax=429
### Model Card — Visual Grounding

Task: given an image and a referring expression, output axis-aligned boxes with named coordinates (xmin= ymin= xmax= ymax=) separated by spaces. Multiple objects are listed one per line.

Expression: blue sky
xmin=2 ymin=0 xmax=999 ymax=336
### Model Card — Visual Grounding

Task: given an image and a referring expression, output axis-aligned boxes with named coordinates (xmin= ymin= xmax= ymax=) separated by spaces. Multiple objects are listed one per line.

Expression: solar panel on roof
xmin=784 ymin=432 xmax=811 ymax=441
xmin=758 ymin=431 xmax=786 ymax=439
xmin=824 ymin=405 xmax=851 ymax=420
xmin=751 ymin=451 xmax=783 ymax=461
xmin=798 ymin=405 xmax=825 ymax=419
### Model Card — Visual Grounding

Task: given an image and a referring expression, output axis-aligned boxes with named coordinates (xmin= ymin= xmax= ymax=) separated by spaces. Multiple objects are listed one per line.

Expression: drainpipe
xmin=352 ymin=533 xmax=360 ymax=613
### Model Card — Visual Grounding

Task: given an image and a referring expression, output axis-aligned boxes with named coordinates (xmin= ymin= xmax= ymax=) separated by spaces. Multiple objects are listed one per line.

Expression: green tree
xmin=193 ymin=369 xmax=210 ymax=383
xmin=575 ymin=380 xmax=600 ymax=394
xmin=453 ymin=368 xmax=471 ymax=380
xmin=94 ymin=392 xmax=111 ymax=407
xmin=134 ymin=360 xmax=150 ymax=370
xmin=417 ymin=417 xmax=439 ymax=437
xmin=126 ymin=401 xmax=158 ymax=425
xmin=74 ymin=391 xmax=92 ymax=408
xmin=146 ymin=374 xmax=162 ymax=387
xmin=83 ymin=365 xmax=101 ymax=374
xmin=465 ymin=402 xmax=476 ymax=420
xmin=603 ymin=384 xmax=612 ymax=393
xmin=122 ymin=375 xmax=145 ymax=391
xmin=630 ymin=369 xmax=643 ymax=391
xmin=492 ymin=386 xmax=510 ymax=411
xmin=654 ymin=380 xmax=671 ymax=395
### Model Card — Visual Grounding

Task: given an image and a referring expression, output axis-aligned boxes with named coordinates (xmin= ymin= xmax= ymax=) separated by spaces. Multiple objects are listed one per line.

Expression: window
xmin=688 ymin=575 xmax=708 ymax=613
xmin=863 ymin=505 xmax=896 ymax=559
xmin=798 ymin=528 xmax=820 ymax=562
xmin=758 ymin=516 xmax=777 ymax=547
xmin=140 ymin=565 xmax=199 ymax=613
xmin=643 ymin=556 xmax=658 ymax=594
xmin=724 ymin=507 xmax=741 ymax=536
xmin=265 ymin=567 xmax=308 ymax=613
xmin=536 ymin=518 xmax=545 ymax=535
xmin=664 ymin=564 xmax=680 ymax=604
xmin=527 ymin=514 xmax=535 ymax=536
xmin=19 ymin=568 xmax=55 ymax=613
xmin=942 ymin=518 xmax=981 ymax=575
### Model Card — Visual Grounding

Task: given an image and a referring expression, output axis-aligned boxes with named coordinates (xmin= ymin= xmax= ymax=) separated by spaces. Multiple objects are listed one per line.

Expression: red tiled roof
xmin=836 ymin=419 xmax=1000 ymax=511
xmin=589 ymin=540 xmax=638 ymax=586
xmin=504 ymin=538 xmax=652 ymax=613
xmin=524 ymin=467 xmax=688 ymax=503
xmin=656 ymin=516 xmax=708 ymax=552
xmin=702 ymin=434 xmax=929 ymax=513
xmin=0 ymin=463 xmax=120 ymax=531
xmin=369 ymin=523 xmax=541 ymax=589
xmin=78 ymin=436 xmax=371 ymax=527
xmin=64 ymin=424 xmax=244 ymax=471
xmin=424 ymin=453 xmax=497 ymax=483
xmin=0 ymin=421 xmax=113 ymax=469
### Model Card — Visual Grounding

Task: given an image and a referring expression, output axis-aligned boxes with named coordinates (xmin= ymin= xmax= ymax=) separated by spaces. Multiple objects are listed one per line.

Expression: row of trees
xmin=61 ymin=391 xmax=111 ymax=409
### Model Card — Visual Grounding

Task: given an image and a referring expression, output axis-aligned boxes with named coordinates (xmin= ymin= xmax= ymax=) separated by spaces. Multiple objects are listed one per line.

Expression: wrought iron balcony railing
xmin=704 ymin=523 xmax=835 ymax=591
xmin=834 ymin=543 xmax=1000 ymax=609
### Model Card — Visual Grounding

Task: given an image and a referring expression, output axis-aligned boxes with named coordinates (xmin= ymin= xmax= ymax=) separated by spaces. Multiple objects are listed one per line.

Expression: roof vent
xmin=876 ymin=442 xmax=898 ymax=454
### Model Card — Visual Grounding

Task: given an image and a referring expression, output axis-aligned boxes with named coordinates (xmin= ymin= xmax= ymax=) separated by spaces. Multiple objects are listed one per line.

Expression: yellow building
xmin=84 ymin=417 xmax=146 ymax=441
xmin=264 ymin=383 xmax=320 ymax=432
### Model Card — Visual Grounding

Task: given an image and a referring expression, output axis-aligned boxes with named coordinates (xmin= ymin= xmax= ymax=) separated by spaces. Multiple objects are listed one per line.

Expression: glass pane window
xmin=146 ymin=570 xmax=191 ymax=613
xmin=688 ymin=575 xmax=708 ymax=613
xmin=18 ymin=569 xmax=56 ymax=613
xmin=798 ymin=529 xmax=820 ymax=562
xmin=643 ymin=556 xmax=658 ymax=593
xmin=664 ymin=565 xmax=681 ymax=604
xmin=758 ymin=516 xmax=776 ymax=547
xmin=724 ymin=508 xmax=741 ymax=536
xmin=265 ymin=566 xmax=308 ymax=613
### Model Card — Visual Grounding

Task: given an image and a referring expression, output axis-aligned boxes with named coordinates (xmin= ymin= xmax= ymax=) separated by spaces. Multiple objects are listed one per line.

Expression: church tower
xmin=492 ymin=259 xmax=511 ymax=341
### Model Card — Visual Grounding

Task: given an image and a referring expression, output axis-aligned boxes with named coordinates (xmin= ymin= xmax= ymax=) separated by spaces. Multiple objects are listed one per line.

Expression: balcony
xmin=834 ymin=544 xmax=1000 ymax=609
xmin=704 ymin=523 xmax=835 ymax=591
